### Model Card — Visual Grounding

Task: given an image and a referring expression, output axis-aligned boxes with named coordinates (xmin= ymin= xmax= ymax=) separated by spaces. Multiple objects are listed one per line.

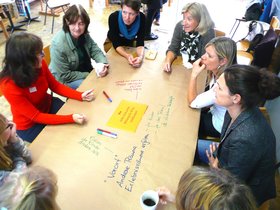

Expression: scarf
xmin=180 ymin=31 xmax=201 ymax=62
xmin=118 ymin=10 xmax=140 ymax=40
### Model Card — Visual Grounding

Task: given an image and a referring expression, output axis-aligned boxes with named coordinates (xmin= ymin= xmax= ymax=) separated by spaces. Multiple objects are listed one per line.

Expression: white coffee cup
xmin=95 ymin=63 xmax=105 ymax=77
xmin=181 ymin=51 xmax=193 ymax=69
xmin=140 ymin=190 xmax=159 ymax=210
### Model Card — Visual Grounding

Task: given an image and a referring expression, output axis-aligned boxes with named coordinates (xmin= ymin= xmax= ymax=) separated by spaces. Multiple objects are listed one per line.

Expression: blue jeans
xmin=66 ymin=79 xmax=84 ymax=90
xmin=16 ymin=97 xmax=64 ymax=143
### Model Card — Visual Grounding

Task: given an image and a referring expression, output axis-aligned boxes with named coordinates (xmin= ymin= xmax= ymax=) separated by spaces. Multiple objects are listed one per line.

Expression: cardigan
xmin=217 ymin=107 xmax=276 ymax=206
xmin=0 ymin=60 xmax=83 ymax=130
xmin=50 ymin=30 xmax=108 ymax=84
xmin=167 ymin=21 xmax=215 ymax=58
xmin=107 ymin=11 xmax=145 ymax=49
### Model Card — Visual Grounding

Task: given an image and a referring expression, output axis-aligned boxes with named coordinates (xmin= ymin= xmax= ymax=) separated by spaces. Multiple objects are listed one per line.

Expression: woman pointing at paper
xmin=0 ymin=32 xmax=94 ymax=143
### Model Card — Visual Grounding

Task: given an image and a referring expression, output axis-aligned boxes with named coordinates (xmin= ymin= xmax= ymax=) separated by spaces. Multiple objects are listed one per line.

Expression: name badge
xmin=29 ymin=86 xmax=37 ymax=93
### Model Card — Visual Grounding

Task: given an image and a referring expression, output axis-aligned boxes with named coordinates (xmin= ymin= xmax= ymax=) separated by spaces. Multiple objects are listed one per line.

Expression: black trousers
xmin=145 ymin=8 xmax=160 ymax=36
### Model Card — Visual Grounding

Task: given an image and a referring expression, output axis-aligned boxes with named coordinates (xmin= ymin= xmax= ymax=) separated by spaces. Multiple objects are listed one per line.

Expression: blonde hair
xmin=181 ymin=2 xmax=215 ymax=35
xmin=0 ymin=113 xmax=13 ymax=170
xmin=176 ymin=167 xmax=257 ymax=210
xmin=0 ymin=166 xmax=59 ymax=210
xmin=205 ymin=37 xmax=237 ymax=84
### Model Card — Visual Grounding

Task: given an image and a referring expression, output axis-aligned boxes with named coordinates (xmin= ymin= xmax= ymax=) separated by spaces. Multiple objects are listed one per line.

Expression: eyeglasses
xmin=122 ymin=10 xmax=137 ymax=17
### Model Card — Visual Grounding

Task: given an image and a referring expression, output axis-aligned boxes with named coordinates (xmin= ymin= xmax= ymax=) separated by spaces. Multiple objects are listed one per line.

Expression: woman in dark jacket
xmin=199 ymin=65 xmax=280 ymax=206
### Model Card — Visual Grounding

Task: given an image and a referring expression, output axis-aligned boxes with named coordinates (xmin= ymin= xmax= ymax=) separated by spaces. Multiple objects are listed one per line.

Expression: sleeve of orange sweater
xmin=42 ymin=60 xmax=83 ymax=100
xmin=0 ymin=61 xmax=87 ymax=128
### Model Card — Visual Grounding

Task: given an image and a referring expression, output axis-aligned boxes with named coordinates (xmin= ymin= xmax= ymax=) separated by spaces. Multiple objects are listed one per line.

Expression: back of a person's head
xmin=224 ymin=65 xmax=280 ymax=109
xmin=181 ymin=2 xmax=214 ymax=35
xmin=0 ymin=114 xmax=13 ymax=170
xmin=0 ymin=166 xmax=59 ymax=210
xmin=175 ymin=167 xmax=257 ymax=210
xmin=63 ymin=4 xmax=90 ymax=33
xmin=206 ymin=37 xmax=237 ymax=70
xmin=1 ymin=32 xmax=43 ymax=88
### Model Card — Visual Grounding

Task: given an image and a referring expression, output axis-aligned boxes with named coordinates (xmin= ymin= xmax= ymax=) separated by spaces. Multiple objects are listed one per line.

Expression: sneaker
xmin=144 ymin=33 xmax=158 ymax=41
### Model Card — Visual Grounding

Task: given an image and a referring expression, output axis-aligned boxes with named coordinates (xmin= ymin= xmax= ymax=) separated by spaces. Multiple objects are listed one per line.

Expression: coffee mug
xmin=140 ymin=190 xmax=159 ymax=210
xmin=95 ymin=63 xmax=105 ymax=77
xmin=181 ymin=51 xmax=193 ymax=69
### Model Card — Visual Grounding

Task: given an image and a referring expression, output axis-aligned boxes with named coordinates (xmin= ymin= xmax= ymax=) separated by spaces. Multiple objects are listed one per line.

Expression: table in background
xmin=29 ymin=49 xmax=206 ymax=210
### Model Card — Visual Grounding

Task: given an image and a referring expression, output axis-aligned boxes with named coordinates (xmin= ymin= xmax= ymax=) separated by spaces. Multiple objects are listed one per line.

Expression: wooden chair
xmin=43 ymin=44 xmax=51 ymax=65
xmin=0 ymin=16 xmax=9 ymax=40
xmin=237 ymin=50 xmax=253 ymax=65
xmin=259 ymin=106 xmax=270 ymax=124
xmin=214 ymin=29 xmax=225 ymax=37
xmin=270 ymin=16 xmax=279 ymax=30
xmin=237 ymin=16 xmax=279 ymax=52
xmin=42 ymin=0 xmax=70 ymax=34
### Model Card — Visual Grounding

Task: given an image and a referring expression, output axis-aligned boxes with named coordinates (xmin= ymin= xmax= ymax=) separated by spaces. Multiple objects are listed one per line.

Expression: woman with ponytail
xmin=0 ymin=114 xmax=31 ymax=186
xmin=198 ymin=64 xmax=280 ymax=206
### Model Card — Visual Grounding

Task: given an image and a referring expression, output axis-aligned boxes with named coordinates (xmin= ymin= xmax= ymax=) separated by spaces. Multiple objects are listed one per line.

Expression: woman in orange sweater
xmin=0 ymin=32 xmax=94 ymax=142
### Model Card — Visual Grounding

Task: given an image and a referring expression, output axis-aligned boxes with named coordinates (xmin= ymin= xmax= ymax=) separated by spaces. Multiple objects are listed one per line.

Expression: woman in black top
xmin=107 ymin=0 xmax=145 ymax=68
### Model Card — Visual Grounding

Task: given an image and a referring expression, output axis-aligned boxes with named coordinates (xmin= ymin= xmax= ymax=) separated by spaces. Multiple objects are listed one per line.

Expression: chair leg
xmin=44 ymin=3 xmax=47 ymax=25
xmin=51 ymin=13 xmax=54 ymax=34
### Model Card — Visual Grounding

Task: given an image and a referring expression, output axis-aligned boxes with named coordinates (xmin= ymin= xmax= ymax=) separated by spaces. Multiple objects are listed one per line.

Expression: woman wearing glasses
xmin=107 ymin=0 xmax=145 ymax=68
xmin=50 ymin=4 xmax=109 ymax=89
xmin=0 ymin=32 xmax=95 ymax=142
xmin=0 ymin=113 xmax=32 ymax=186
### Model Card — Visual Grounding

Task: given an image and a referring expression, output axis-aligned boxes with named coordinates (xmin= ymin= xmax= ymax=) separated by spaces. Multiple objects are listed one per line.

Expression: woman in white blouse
xmin=188 ymin=37 xmax=237 ymax=138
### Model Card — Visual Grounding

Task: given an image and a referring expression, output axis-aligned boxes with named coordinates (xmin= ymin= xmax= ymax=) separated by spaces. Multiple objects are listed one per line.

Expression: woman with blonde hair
xmin=163 ymin=2 xmax=215 ymax=72
xmin=0 ymin=166 xmax=59 ymax=210
xmin=188 ymin=37 xmax=237 ymax=138
xmin=0 ymin=114 xmax=32 ymax=186
xmin=158 ymin=166 xmax=257 ymax=210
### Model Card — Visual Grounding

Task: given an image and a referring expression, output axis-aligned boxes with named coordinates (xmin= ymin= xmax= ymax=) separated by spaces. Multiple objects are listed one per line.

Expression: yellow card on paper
xmin=107 ymin=100 xmax=148 ymax=132
xmin=145 ymin=50 xmax=157 ymax=60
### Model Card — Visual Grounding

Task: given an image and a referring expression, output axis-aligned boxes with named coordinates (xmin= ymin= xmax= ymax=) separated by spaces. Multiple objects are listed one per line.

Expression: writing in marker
xmin=103 ymin=91 xmax=112 ymax=102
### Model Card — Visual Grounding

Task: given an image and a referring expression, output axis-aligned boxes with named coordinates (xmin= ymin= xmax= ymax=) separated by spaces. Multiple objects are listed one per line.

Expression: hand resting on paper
xmin=72 ymin=114 xmax=87 ymax=124
xmin=95 ymin=63 xmax=109 ymax=77
xmin=82 ymin=89 xmax=95 ymax=101
xmin=128 ymin=54 xmax=143 ymax=68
